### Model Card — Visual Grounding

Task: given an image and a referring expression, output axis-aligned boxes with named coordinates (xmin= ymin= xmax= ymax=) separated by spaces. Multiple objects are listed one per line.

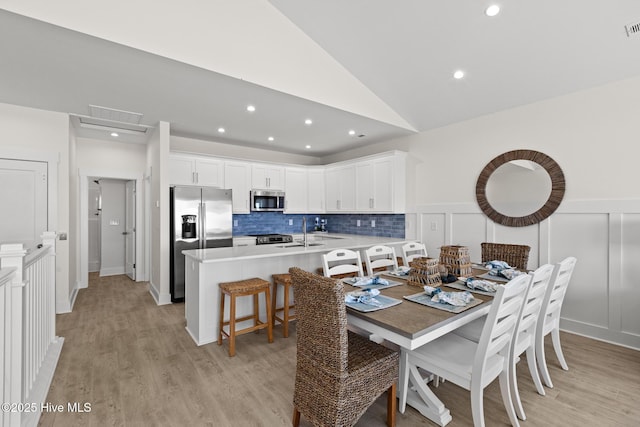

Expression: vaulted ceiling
xmin=1 ymin=1 xmax=639 ymax=156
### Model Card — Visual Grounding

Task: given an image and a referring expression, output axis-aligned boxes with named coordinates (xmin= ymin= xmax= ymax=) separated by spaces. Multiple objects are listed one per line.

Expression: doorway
xmin=78 ymin=170 xmax=144 ymax=289
xmin=87 ymin=178 xmax=136 ymax=280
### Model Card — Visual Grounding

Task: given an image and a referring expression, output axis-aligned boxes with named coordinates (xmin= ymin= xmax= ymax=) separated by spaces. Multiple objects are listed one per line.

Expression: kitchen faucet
xmin=302 ymin=217 xmax=308 ymax=247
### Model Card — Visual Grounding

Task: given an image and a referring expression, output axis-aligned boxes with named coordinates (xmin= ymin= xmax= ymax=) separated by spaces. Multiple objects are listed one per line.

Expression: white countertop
xmin=182 ymin=233 xmax=407 ymax=263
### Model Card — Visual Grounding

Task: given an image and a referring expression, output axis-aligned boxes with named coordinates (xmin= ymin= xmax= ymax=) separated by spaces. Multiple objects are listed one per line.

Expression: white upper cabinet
xmin=307 ymin=167 xmax=326 ymax=213
xmin=224 ymin=160 xmax=251 ymax=213
xmin=169 ymin=150 xmax=406 ymax=214
xmin=325 ymin=165 xmax=356 ymax=212
xmin=329 ymin=151 xmax=406 ymax=213
xmin=169 ymin=155 xmax=223 ymax=187
xmin=251 ymin=164 xmax=284 ymax=190
xmin=355 ymin=157 xmax=394 ymax=212
xmin=284 ymin=167 xmax=308 ymax=213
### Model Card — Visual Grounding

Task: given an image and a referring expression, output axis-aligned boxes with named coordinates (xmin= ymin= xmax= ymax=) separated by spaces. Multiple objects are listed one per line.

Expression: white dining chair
xmin=454 ymin=264 xmax=554 ymax=420
xmin=322 ymin=248 xmax=364 ymax=278
xmin=399 ymin=273 xmax=531 ymax=427
xmin=363 ymin=245 xmax=398 ymax=275
xmin=401 ymin=242 xmax=427 ymax=267
xmin=535 ymin=257 xmax=577 ymax=388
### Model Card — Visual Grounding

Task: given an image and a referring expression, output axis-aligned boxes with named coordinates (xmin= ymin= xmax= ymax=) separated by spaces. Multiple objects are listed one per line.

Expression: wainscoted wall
xmin=233 ymin=212 xmax=405 ymax=238
xmin=409 ymin=199 xmax=640 ymax=350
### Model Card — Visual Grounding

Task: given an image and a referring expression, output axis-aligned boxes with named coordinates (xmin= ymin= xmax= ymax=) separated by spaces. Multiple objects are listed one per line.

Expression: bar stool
xmin=271 ymin=273 xmax=296 ymax=338
xmin=218 ymin=277 xmax=274 ymax=357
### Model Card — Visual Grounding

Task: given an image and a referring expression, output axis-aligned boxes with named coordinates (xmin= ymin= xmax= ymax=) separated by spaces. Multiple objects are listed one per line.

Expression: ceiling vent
xmin=88 ymin=105 xmax=143 ymax=124
xmin=625 ymin=21 xmax=640 ymax=37
xmin=74 ymin=105 xmax=151 ymax=134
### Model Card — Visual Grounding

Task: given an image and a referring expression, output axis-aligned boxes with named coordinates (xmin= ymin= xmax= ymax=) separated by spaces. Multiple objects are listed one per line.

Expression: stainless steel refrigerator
xmin=170 ymin=186 xmax=233 ymax=302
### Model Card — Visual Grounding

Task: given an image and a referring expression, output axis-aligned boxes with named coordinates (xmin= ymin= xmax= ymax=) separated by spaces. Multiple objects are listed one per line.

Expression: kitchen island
xmin=182 ymin=233 xmax=408 ymax=346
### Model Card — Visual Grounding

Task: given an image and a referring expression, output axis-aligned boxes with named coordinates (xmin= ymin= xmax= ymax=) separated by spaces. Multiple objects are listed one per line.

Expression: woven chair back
xmin=289 ymin=267 xmax=348 ymax=374
xmin=481 ymin=242 xmax=531 ymax=270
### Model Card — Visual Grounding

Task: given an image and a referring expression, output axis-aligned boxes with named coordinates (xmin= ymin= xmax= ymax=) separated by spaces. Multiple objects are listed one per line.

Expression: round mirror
xmin=476 ymin=150 xmax=565 ymax=227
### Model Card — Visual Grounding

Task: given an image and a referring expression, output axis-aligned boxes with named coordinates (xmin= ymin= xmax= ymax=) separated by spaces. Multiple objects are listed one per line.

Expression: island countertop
xmin=182 ymin=233 xmax=408 ymax=263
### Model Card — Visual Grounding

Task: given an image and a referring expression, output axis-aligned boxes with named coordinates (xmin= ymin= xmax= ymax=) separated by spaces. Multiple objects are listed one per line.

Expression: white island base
xmin=182 ymin=234 xmax=407 ymax=346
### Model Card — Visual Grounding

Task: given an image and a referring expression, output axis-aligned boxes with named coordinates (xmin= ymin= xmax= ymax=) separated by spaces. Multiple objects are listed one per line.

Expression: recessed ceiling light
xmin=246 ymin=105 xmax=256 ymax=112
xmin=304 ymin=119 xmax=313 ymax=125
xmin=348 ymin=130 xmax=356 ymax=136
xmin=305 ymin=145 xmax=311 ymax=149
xmin=218 ymin=127 xmax=225 ymax=133
xmin=453 ymin=70 xmax=465 ymax=79
xmin=485 ymin=5 xmax=500 ymax=17
xmin=268 ymin=136 xmax=274 ymax=142
xmin=110 ymin=132 xmax=119 ymax=137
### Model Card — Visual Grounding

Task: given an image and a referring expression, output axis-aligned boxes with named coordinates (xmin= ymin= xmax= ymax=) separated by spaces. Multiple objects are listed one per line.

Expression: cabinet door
xmin=307 ymin=168 xmax=325 ymax=213
xmin=326 ymin=166 xmax=355 ymax=211
xmin=339 ymin=166 xmax=356 ymax=211
xmin=195 ymin=158 xmax=224 ymax=187
xmin=284 ymin=167 xmax=308 ymax=213
xmin=355 ymin=162 xmax=374 ymax=211
xmin=371 ymin=157 xmax=393 ymax=211
xmin=224 ymin=161 xmax=251 ymax=213
xmin=169 ymin=156 xmax=195 ymax=185
xmin=325 ymin=167 xmax=341 ymax=212
xmin=251 ymin=164 xmax=284 ymax=190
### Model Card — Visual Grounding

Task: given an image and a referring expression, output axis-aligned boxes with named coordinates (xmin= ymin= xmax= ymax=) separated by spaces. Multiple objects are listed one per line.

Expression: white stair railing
xmin=0 ymin=232 xmax=64 ymax=427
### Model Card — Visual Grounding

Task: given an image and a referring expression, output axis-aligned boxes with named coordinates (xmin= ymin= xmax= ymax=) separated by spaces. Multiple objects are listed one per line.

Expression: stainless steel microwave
xmin=250 ymin=190 xmax=285 ymax=212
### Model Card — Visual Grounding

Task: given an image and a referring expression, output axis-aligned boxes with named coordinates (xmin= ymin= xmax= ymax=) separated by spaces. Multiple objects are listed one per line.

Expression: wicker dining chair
xmin=481 ymin=242 xmax=531 ymax=270
xmin=289 ymin=267 xmax=399 ymax=427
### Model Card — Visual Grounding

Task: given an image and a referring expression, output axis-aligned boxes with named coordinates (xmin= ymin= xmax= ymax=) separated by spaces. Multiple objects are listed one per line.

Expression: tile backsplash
xmin=233 ymin=212 xmax=405 ymax=238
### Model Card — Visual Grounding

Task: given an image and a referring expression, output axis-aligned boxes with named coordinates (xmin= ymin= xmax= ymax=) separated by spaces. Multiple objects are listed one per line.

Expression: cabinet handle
xmin=370 ymin=198 xmax=374 ymax=209
xmin=192 ymin=172 xmax=196 ymax=183
xmin=195 ymin=172 xmax=199 ymax=183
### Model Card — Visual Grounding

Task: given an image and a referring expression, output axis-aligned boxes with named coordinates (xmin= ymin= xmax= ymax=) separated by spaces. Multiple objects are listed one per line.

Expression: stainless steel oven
xmin=250 ymin=190 xmax=285 ymax=212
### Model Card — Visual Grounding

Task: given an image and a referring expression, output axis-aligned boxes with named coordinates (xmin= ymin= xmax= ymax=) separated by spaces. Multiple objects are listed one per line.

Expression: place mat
xmin=342 ymin=276 xmax=404 ymax=290
xmin=444 ymin=281 xmax=498 ymax=296
xmin=345 ymin=294 xmax=403 ymax=312
xmin=383 ymin=268 xmax=411 ymax=278
xmin=477 ymin=272 xmax=510 ymax=282
xmin=404 ymin=291 xmax=483 ymax=313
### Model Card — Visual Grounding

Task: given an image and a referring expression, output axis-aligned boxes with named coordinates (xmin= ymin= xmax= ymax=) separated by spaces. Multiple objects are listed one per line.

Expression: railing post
xmin=0 ymin=243 xmax=27 ymax=427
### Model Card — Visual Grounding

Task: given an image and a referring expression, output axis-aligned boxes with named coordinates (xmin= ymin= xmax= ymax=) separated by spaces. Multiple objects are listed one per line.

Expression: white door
xmin=0 ymin=158 xmax=48 ymax=249
xmin=125 ymin=180 xmax=136 ymax=280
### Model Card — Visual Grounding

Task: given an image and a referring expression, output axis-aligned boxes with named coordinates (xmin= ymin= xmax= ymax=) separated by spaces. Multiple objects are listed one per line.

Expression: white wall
xmin=0 ymin=102 xmax=71 ymax=313
xmin=98 ymin=179 xmax=126 ymax=276
xmin=76 ymin=137 xmax=148 ymax=171
xmin=147 ymin=122 xmax=171 ymax=305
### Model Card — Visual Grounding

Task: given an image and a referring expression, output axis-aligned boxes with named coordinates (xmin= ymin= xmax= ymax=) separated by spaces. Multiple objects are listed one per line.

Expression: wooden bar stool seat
xmin=218 ymin=277 xmax=273 ymax=357
xmin=272 ymin=273 xmax=297 ymax=338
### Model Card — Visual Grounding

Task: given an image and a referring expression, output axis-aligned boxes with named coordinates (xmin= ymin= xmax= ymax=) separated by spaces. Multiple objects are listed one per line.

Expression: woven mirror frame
xmin=476 ymin=149 xmax=565 ymax=227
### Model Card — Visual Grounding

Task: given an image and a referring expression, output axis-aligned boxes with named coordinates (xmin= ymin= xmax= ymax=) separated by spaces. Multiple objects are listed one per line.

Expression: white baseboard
xmin=148 ymin=282 xmax=172 ymax=306
xmin=99 ymin=266 xmax=125 ymax=277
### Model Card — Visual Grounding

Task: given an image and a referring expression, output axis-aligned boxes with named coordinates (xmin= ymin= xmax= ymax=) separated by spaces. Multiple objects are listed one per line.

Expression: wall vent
xmin=625 ymin=21 xmax=640 ymax=37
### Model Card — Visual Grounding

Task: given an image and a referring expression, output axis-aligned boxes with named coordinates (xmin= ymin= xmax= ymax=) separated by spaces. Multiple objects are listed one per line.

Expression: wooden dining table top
xmin=344 ymin=268 xmax=495 ymax=342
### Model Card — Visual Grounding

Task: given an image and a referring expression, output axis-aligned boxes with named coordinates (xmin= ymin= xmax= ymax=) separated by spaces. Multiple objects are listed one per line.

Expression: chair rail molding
xmin=414 ymin=199 xmax=640 ymax=350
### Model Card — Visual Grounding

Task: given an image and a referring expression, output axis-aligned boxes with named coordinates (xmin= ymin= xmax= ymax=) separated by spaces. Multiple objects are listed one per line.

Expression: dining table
xmin=344 ymin=268 xmax=495 ymax=426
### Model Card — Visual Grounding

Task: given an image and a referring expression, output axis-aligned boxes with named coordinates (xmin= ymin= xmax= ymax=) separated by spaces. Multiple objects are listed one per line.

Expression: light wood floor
xmin=39 ymin=273 xmax=640 ymax=426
